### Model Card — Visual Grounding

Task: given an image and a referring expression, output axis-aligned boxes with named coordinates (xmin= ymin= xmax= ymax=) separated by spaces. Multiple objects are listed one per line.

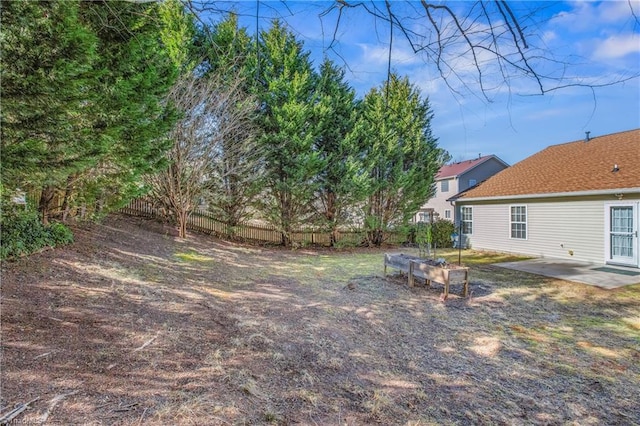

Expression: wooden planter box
xmin=384 ymin=253 xmax=469 ymax=299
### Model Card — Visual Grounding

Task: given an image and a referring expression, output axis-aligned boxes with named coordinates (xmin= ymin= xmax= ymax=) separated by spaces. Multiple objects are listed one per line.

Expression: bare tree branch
xmin=148 ymin=72 xmax=258 ymax=237
xmin=182 ymin=1 xmax=639 ymax=100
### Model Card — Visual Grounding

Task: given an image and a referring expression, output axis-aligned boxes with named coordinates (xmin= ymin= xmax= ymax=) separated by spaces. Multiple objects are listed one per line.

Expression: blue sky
xmin=199 ymin=1 xmax=640 ymax=165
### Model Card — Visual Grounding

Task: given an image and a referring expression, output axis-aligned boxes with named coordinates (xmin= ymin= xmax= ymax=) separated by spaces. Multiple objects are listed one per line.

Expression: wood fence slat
xmin=119 ymin=200 xmax=408 ymax=246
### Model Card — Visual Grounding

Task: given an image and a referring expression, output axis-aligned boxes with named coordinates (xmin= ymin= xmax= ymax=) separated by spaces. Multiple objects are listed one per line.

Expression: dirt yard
xmin=2 ymin=215 xmax=639 ymax=425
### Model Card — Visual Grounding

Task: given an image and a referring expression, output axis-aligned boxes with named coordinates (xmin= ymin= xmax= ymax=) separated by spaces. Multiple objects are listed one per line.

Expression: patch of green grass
xmin=174 ymin=251 xmax=216 ymax=263
xmin=290 ymin=252 xmax=385 ymax=283
xmin=263 ymin=249 xmax=536 ymax=292
xmin=436 ymin=249 xmax=533 ymax=265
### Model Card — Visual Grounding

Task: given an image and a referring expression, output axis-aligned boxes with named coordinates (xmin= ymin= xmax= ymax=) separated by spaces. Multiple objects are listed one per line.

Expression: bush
xmin=431 ymin=218 xmax=456 ymax=248
xmin=1 ymin=204 xmax=74 ymax=260
xmin=48 ymin=222 xmax=74 ymax=245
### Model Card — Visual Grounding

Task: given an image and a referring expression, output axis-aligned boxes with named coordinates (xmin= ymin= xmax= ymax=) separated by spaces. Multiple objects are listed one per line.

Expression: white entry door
xmin=605 ymin=203 xmax=639 ymax=267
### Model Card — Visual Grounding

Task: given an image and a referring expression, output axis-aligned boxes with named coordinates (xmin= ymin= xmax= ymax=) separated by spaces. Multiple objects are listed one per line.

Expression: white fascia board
xmin=457 ymin=187 xmax=640 ymax=203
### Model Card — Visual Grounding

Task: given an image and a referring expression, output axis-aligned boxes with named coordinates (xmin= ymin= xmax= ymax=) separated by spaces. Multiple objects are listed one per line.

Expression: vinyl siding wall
xmin=415 ymin=159 xmax=509 ymax=223
xmin=459 ymin=194 xmax=640 ymax=264
xmin=459 ymin=158 xmax=509 ymax=193
xmin=414 ymin=177 xmax=457 ymax=222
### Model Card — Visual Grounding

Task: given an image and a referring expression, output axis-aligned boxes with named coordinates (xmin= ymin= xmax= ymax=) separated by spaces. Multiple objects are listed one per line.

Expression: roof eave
xmin=455 ymin=187 xmax=640 ymax=202
xmin=457 ymin=155 xmax=509 ymax=178
xmin=436 ymin=155 xmax=507 ymax=180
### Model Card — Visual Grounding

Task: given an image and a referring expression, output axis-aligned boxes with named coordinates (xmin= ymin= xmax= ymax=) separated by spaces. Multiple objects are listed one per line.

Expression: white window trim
xmin=444 ymin=209 xmax=451 ymax=219
xmin=461 ymin=206 xmax=473 ymax=235
xmin=441 ymin=179 xmax=449 ymax=193
xmin=509 ymin=204 xmax=528 ymax=240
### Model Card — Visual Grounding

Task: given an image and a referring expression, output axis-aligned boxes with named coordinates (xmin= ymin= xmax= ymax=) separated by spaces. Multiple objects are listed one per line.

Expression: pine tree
xmin=1 ymin=1 xmax=179 ymax=222
xmin=311 ymin=59 xmax=365 ymax=245
xmin=197 ymin=13 xmax=254 ymax=82
xmin=1 ymin=1 xmax=100 ymax=221
xmin=355 ymin=74 xmax=448 ymax=246
xmin=72 ymin=1 xmax=179 ymax=216
xmin=252 ymin=21 xmax=323 ymax=246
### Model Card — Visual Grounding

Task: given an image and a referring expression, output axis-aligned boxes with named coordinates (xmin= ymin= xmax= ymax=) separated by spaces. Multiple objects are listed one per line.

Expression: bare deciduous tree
xmin=148 ymin=73 xmax=258 ymax=238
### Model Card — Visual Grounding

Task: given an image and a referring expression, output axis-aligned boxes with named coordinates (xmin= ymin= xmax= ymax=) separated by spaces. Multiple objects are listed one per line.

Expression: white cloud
xmin=593 ymin=34 xmax=640 ymax=59
xmin=598 ymin=0 xmax=640 ymax=23
xmin=551 ymin=1 xmax=640 ymax=32
xmin=357 ymin=43 xmax=422 ymax=66
xmin=542 ymin=31 xmax=557 ymax=43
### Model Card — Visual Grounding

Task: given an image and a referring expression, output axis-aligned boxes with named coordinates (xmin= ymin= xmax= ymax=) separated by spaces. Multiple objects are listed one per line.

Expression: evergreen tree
xmin=159 ymin=0 xmax=197 ymax=73
xmin=1 ymin=1 xmax=179 ymax=223
xmin=311 ymin=59 xmax=365 ymax=245
xmin=0 ymin=1 xmax=100 ymax=221
xmin=71 ymin=1 xmax=179 ymax=216
xmin=197 ymin=13 xmax=254 ymax=82
xmin=252 ymin=21 xmax=323 ymax=246
xmin=354 ymin=74 xmax=448 ymax=246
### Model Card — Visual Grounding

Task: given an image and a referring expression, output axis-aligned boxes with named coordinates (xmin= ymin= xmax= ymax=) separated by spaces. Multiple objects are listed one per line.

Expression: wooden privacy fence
xmin=120 ymin=198 xmax=408 ymax=247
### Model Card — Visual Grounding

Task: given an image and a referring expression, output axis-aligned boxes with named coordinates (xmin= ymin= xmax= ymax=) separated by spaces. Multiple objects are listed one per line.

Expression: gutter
xmin=452 ymin=187 xmax=640 ymax=203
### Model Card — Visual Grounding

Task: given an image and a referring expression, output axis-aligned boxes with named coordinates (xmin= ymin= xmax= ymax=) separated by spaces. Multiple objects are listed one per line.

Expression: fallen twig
xmin=114 ymin=402 xmax=139 ymax=412
xmin=132 ymin=332 xmax=160 ymax=353
xmin=138 ymin=407 xmax=148 ymax=425
xmin=40 ymin=391 xmax=78 ymax=424
xmin=33 ymin=351 xmax=52 ymax=360
xmin=0 ymin=397 xmax=39 ymax=424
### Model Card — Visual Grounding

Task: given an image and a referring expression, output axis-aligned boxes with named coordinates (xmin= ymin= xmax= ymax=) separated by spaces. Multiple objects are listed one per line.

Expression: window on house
xmin=444 ymin=209 xmax=451 ymax=219
xmin=461 ymin=206 xmax=472 ymax=234
xmin=510 ymin=205 xmax=527 ymax=239
xmin=441 ymin=180 xmax=449 ymax=192
xmin=468 ymin=179 xmax=477 ymax=187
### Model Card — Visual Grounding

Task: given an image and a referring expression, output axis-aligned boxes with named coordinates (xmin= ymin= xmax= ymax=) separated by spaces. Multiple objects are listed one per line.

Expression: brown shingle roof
xmin=458 ymin=129 xmax=640 ymax=199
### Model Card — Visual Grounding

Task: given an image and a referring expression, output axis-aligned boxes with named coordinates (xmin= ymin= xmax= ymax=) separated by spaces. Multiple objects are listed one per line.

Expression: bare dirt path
xmin=2 ymin=215 xmax=639 ymax=425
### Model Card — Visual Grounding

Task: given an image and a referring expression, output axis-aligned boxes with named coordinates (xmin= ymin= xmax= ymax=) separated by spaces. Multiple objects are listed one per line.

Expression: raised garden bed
xmin=384 ymin=253 xmax=469 ymax=299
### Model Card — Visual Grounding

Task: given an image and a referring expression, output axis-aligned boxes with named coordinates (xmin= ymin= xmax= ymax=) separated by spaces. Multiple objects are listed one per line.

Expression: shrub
xmin=48 ymin=222 xmax=74 ymax=245
xmin=431 ymin=218 xmax=455 ymax=248
xmin=414 ymin=222 xmax=432 ymax=257
xmin=1 ymin=203 xmax=74 ymax=260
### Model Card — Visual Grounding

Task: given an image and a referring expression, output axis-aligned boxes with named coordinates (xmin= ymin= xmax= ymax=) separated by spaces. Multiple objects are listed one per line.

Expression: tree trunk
xmin=326 ymin=191 xmax=337 ymax=246
xmin=330 ymin=227 xmax=338 ymax=247
xmin=368 ymin=228 xmax=384 ymax=247
xmin=38 ymin=185 xmax=56 ymax=226
xmin=61 ymin=174 xmax=76 ymax=222
xmin=281 ymin=230 xmax=290 ymax=247
xmin=178 ymin=210 xmax=188 ymax=238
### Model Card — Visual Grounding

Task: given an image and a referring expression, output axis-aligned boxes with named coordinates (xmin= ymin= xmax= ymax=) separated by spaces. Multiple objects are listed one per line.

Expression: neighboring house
xmin=451 ymin=129 xmax=640 ymax=267
xmin=414 ymin=155 xmax=509 ymax=223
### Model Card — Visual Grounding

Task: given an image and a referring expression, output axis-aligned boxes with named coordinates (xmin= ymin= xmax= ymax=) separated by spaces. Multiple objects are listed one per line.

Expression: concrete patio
xmin=494 ymin=258 xmax=640 ymax=289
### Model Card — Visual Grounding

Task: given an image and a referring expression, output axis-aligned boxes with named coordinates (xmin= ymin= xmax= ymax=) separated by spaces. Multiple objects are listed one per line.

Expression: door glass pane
xmin=610 ymin=207 xmax=633 ymax=259
xmin=611 ymin=234 xmax=633 ymax=257
xmin=611 ymin=207 xmax=632 ymax=232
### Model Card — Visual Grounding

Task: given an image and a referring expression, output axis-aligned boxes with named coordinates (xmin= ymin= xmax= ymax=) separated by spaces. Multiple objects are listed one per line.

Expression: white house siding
xmin=415 ymin=157 xmax=509 ymax=223
xmin=414 ymin=177 xmax=456 ymax=222
xmin=459 ymin=194 xmax=640 ymax=264
xmin=433 ymin=177 xmax=457 ymax=219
